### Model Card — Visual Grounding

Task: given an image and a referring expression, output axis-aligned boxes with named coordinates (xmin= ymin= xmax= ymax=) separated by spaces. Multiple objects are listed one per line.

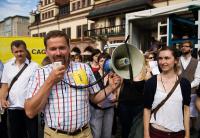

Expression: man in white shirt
xmin=0 ymin=40 xmax=38 ymax=138
xmin=0 ymin=60 xmax=7 ymax=138
xmin=0 ymin=60 xmax=3 ymax=88
xmin=179 ymin=40 xmax=200 ymax=133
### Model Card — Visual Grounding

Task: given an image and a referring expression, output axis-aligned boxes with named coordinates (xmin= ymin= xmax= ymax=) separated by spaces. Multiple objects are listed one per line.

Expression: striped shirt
xmin=26 ymin=62 xmax=100 ymax=132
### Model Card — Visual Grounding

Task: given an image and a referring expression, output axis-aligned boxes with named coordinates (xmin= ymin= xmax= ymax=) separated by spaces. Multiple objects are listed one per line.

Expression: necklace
xmin=160 ymin=75 xmax=177 ymax=93
xmin=160 ymin=75 xmax=167 ymax=93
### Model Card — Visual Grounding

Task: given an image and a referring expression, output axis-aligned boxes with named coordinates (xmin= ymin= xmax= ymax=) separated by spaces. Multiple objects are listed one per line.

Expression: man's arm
xmin=191 ymin=61 xmax=200 ymax=88
xmin=89 ymin=73 xmax=121 ymax=104
xmin=0 ymin=83 xmax=10 ymax=108
xmin=196 ymin=96 xmax=200 ymax=111
xmin=183 ymin=105 xmax=190 ymax=138
xmin=24 ymin=65 xmax=66 ymax=118
xmin=143 ymin=108 xmax=151 ymax=138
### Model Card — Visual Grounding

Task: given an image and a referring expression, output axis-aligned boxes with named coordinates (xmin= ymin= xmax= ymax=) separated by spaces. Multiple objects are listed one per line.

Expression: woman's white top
xmin=150 ymin=83 xmax=184 ymax=132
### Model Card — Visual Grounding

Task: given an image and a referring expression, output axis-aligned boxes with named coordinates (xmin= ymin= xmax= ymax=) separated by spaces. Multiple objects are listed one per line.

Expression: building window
xmin=48 ymin=11 xmax=50 ymax=18
xmin=82 ymin=0 xmax=86 ymax=7
xmin=51 ymin=10 xmax=54 ymax=17
xmin=40 ymin=1 xmax=43 ymax=6
xmin=35 ymin=14 xmax=40 ymax=22
xmin=120 ymin=17 xmax=125 ymax=31
xmin=90 ymin=23 xmax=95 ymax=29
xmin=45 ymin=12 xmax=48 ymax=19
xmin=87 ymin=0 xmax=91 ymax=6
xmin=62 ymin=28 xmax=71 ymax=38
xmin=77 ymin=1 xmax=81 ymax=9
xmin=72 ymin=3 xmax=76 ymax=11
xmin=67 ymin=27 xmax=71 ymax=38
xmin=45 ymin=0 xmax=47 ymax=5
xmin=59 ymin=4 xmax=69 ymax=16
xmin=89 ymin=23 xmax=95 ymax=36
xmin=77 ymin=25 xmax=82 ymax=38
xmin=83 ymin=24 xmax=88 ymax=37
xmin=109 ymin=17 xmax=116 ymax=27
xmin=48 ymin=0 xmax=50 ymax=4
xmin=62 ymin=28 xmax=66 ymax=33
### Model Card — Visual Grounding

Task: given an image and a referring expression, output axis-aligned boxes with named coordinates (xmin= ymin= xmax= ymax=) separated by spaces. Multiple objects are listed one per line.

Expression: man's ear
xmin=45 ymin=49 xmax=48 ymax=56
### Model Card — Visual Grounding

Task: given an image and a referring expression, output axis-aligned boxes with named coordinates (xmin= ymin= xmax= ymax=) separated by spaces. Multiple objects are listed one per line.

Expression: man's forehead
xmin=12 ymin=45 xmax=26 ymax=50
xmin=47 ymin=37 xmax=68 ymax=45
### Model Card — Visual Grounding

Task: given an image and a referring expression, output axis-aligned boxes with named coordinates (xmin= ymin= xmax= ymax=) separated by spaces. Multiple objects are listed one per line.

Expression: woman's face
xmin=74 ymin=57 xmax=80 ymax=62
xmin=99 ymin=57 xmax=106 ymax=69
xmin=146 ymin=53 xmax=155 ymax=62
xmin=93 ymin=53 xmax=100 ymax=62
xmin=158 ymin=50 xmax=177 ymax=72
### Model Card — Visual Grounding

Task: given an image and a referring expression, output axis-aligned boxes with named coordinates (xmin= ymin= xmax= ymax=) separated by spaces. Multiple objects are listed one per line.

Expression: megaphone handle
xmin=125 ymin=35 xmax=130 ymax=43
xmin=124 ymin=43 xmax=133 ymax=81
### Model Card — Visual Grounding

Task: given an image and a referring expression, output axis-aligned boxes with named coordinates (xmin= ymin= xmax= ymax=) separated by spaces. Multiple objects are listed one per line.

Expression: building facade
xmin=30 ymin=0 xmax=196 ymax=54
xmin=87 ymin=0 xmax=152 ymax=50
xmin=0 ymin=15 xmax=29 ymax=36
xmin=30 ymin=0 xmax=153 ymax=54
xmin=30 ymin=0 xmax=96 ymax=55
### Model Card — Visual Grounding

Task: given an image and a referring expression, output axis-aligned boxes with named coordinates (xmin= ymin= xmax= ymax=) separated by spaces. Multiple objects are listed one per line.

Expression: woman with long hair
xmin=143 ymin=46 xmax=190 ymax=138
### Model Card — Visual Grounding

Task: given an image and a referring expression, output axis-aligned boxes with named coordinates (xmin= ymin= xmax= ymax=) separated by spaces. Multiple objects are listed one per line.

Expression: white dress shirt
xmin=1 ymin=58 xmax=38 ymax=108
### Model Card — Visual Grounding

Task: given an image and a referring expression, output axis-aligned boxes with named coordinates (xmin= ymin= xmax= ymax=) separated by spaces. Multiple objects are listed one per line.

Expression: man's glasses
xmin=181 ymin=45 xmax=191 ymax=48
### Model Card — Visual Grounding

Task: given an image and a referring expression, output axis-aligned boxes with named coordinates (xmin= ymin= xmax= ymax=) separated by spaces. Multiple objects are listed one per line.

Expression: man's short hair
xmin=182 ymin=40 xmax=193 ymax=48
xmin=11 ymin=40 xmax=27 ymax=51
xmin=44 ymin=30 xmax=70 ymax=49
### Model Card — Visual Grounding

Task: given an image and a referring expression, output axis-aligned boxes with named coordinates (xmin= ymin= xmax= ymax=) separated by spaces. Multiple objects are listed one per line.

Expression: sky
xmin=0 ymin=0 xmax=39 ymax=21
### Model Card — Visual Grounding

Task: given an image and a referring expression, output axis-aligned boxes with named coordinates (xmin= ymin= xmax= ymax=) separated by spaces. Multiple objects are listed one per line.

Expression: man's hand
xmin=108 ymin=73 xmax=121 ymax=91
xmin=0 ymin=97 xmax=9 ymax=109
xmin=0 ymin=83 xmax=10 ymax=110
xmin=48 ymin=65 xmax=66 ymax=84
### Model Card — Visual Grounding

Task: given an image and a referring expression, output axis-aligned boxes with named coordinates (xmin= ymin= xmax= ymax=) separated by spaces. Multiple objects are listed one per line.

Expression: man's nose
xmin=17 ymin=52 xmax=21 ymax=56
xmin=55 ymin=49 xmax=61 ymax=55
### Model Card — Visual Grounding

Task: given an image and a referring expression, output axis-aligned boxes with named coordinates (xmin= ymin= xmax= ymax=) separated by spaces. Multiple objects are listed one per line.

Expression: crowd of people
xmin=0 ymin=30 xmax=200 ymax=138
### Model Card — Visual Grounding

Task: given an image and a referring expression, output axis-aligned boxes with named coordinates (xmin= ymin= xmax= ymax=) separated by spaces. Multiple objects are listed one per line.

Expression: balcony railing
xmin=88 ymin=24 xmax=125 ymax=37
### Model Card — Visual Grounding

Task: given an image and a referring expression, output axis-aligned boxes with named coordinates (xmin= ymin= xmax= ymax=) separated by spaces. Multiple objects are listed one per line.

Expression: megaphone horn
xmin=104 ymin=44 xmax=144 ymax=79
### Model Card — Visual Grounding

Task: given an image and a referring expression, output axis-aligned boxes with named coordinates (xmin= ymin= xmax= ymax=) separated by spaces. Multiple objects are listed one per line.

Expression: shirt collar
xmin=11 ymin=58 xmax=30 ymax=66
xmin=180 ymin=55 xmax=191 ymax=61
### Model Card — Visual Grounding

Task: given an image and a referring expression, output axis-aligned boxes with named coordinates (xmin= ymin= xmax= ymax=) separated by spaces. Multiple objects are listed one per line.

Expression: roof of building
xmin=87 ymin=0 xmax=152 ymax=19
xmin=0 ymin=15 xmax=29 ymax=23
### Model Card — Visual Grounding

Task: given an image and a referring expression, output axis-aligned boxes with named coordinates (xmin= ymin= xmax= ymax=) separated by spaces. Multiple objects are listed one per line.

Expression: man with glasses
xmin=180 ymin=40 xmax=200 ymax=135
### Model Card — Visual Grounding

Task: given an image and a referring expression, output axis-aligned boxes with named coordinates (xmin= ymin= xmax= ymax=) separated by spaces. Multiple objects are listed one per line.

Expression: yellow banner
xmin=0 ymin=37 xmax=46 ymax=64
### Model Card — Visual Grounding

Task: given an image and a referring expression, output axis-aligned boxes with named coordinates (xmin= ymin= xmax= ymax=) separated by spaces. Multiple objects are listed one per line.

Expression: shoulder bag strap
xmin=6 ymin=62 xmax=29 ymax=100
xmin=151 ymin=76 xmax=181 ymax=120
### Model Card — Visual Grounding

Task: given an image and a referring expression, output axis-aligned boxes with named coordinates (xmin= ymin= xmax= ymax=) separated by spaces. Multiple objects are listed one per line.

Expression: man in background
xmin=0 ymin=40 xmax=38 ymax=138
xmin=179 ymin=40 xmax=200 ymax=135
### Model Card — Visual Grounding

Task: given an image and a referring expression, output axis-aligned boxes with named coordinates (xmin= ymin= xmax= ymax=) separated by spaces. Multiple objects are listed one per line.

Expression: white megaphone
xmin=104 ymin=44 xmax=144 ymax=79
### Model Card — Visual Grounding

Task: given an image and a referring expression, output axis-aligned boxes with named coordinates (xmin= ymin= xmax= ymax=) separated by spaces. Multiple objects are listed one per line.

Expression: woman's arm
xmin=183 ymin=105 xmax=190 ymax=138
xmin=144 ymin=108 xmax=151 ymax=138
xmin=196 ymin=96 xmax=200 ymax=111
